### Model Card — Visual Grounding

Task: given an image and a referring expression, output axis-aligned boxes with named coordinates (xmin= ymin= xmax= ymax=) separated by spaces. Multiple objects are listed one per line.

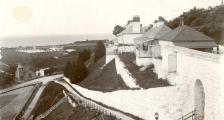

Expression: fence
xmin=34 ymin=96 xmax=67 ymax=120
xmin=177 ymin=110 xmax=196 ymax=120
xmin=69 ymin=93 xmax=132 ymax=120
xmin=62 ymin=79 xmax=140 ymax=120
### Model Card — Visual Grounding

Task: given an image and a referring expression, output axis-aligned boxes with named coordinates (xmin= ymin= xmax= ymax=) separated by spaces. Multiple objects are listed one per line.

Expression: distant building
xmin=134 ymin=21 xmax=171 ymax=57
xmin=15 ymin=64 xmax=36 ymax=83
xmin=134 ymin=21 xmax=172 ymax=66
xmin=35 ymin=68 xmax=49 ymax=77
xmin=134 ymin=22 xmax=217 ymax=66
xmin=116 ymin=15 xmax=143 ymax=45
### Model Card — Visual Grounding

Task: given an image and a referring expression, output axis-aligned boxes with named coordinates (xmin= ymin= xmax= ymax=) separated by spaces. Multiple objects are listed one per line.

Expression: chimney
xmin=179 ymin=17 xmax=184 ymax=26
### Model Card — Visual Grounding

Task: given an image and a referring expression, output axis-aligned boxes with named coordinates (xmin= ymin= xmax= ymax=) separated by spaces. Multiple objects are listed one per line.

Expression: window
xmin=142 ymin=44 xmax=148 ymax=51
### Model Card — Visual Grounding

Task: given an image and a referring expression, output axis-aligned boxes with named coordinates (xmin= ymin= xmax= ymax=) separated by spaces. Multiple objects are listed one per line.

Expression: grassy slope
xmin=78 ymin=56 xmax=129 ymax=92
xmin=31 ymin=81 xmax=66 ymax=118
xmin=118 ymin=53 xmax=170 ymax=89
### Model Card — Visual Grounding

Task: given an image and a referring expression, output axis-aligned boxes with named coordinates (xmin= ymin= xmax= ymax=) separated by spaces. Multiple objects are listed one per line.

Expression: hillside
xmin=78 ymin=57 xmax=129 ymax=92
xmin=167 ymin=5 xmax=224 ymax=43
xmin=118 ymin=53 xmax=170 ymax=89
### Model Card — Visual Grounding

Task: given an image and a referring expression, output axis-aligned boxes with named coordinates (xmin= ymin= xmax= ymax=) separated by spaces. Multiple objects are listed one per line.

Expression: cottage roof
xmin=120 ymin=25 xmax=134 ymax=34
xmin=134 ymin=24 xmax=172 ymax=44
xmin=160 ymin=25 xmax=215 ymax=42
xmin=118 ymin=25 xmax=142 ymax=36
xmin=159 ymin=25 xmax=217 ymax=47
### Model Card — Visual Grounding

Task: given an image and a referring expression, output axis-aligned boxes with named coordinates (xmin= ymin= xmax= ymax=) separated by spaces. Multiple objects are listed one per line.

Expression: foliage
xmin=167 ymin=5 xmax=224 ymax=43
xmin=158 ymin=16 xmax=166 ymax=22
xmin=94 ymin=41 xmax=106 ymax=62
xmin=63 ymin=61 xmax=72 ymax=78
xmin=31 ymin=57 xmax=49 ymax=68
xmin=113 ymin=25 xmax=125 ymax=36
xmin=0 ymin=71 xmax=14 ymax=89
xmin=77 ymin=49 xmax=91 ymax=62
xmin=64 ymin=49 xmax=90 ymax=84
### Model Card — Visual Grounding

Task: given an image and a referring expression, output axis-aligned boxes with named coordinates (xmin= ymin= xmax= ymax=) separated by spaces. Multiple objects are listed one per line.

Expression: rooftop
xmin=160 ymin=25 xmax=215 ymax=42
xmin=134 ymin=22 xmax=172 ymax=44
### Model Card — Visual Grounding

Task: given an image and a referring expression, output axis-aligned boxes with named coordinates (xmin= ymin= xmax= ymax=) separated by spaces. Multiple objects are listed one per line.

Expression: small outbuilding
xmin=15 ymin=64 xmax=37 ymax=83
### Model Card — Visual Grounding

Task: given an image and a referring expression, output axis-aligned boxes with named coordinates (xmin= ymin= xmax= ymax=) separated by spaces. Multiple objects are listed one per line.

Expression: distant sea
xmin=0 ymin=34 xmax=115 ymax=48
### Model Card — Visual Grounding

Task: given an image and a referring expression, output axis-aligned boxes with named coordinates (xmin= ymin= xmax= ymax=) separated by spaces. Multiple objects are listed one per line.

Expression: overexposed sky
xmin=0 ymin=0 xmax=221 ymax=37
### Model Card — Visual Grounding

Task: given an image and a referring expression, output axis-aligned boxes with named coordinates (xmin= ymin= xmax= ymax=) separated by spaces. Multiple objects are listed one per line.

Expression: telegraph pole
xmin=222 ymin=0 xmax=223 ymax=5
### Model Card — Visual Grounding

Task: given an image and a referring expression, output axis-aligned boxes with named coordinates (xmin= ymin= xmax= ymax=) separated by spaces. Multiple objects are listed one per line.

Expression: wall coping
xmin=164 ymin=45 xmax=221 ymax=63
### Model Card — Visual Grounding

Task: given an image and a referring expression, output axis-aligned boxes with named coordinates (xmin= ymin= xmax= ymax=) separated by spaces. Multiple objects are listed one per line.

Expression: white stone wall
xmin=106 ymin=55 xmax=116 ymax=64
xmin=131 ymin=22 xmax=141 ymax=33
xmin=117 ymin=46 xmax=135 ymax=53
xmin=115 ymin=56 xmax=140 ymax=88
xmin=117 ymin=34 xmax=142 ymax=45
xmin=218 ymin=45 xmax=224 ymax=54
xmin=106 ymin=45 xmax=117 ymax=64
xmin=157 ymin=45 xmax=224 ymax=119
xmin=135 ymin=57 xmax=153 ymax=66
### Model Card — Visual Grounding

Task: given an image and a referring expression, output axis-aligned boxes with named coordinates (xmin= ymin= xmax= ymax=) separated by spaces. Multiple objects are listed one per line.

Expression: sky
xmin=0 ymin=0 xmax=221 ymax=37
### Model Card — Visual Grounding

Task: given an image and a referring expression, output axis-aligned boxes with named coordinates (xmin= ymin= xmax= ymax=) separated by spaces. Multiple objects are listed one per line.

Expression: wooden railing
xmin=135 ymin=45 xmax=162 ymax=58
xmin=35 ymin=96 xmax=67 ymax=120
xmin=135 ymin=48 xmax=152 ymax=58
xmin=177 ymin=110 xmax=196 ymax=120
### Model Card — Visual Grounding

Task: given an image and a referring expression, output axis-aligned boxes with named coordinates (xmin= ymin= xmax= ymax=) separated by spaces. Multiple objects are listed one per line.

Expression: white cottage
xmin=134 ymin=21 xmax=172 ymax=66
xmin=117 ymin=16 xmax=142 ymax=45
xmin=113 ymin=16 xmax=143 ymax=53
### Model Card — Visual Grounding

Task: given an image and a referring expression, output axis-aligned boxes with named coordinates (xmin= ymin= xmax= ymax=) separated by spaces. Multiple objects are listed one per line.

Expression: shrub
xmin=94 ymin=41 xmax=106 ymax=62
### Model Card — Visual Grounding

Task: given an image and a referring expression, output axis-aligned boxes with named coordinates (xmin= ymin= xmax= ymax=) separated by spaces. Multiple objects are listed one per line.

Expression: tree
xmin=64 ymin=53 xmax=89 ymax=84
xmin=158 ymin=16 xmax=166 ymax=22
xmin=64 ymin=61 xmax=72 ymax=78
xmin=75 ymin=59 xmax=88 ymax=83
xmin=77 ymin=49 xmax=91 ymax=62
xmin=113 ymin=25 xmax=125 ymax=36
xmin=94 ymin=41 xmax=106 ymax=62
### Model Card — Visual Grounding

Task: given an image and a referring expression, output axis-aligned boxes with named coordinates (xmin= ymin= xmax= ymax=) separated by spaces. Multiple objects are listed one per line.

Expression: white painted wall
xmin=115 ymin=56 xmax=140 ymax=88
xmin=131 ymin=22 xmax=141 ymax=33
xmin=218 ymin=45 xmax=224 ymax=54
xmin=135 ymin=57 xmax=153 ymax=66
xmin=157 ymin=45 xmax=224 ymax=120
xmin=106 ymin=44 xmax=118 ymax=64
xmin=117 ymin=46 xmax=135 ymax=53
xmin=117 ymin=34 xmax=142 ymax=45
xmin=106 ymin=55 xmax=116 ymax=64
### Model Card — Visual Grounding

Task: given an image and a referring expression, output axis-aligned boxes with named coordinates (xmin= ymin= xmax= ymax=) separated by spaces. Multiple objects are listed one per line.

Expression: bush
xmin=77 ymin=49 xmax=91 ymax=62
xmin=64 ymin=61 xmax=72 ymax=78
xmin=94 ymin=41 xmax=106 ymax=62
xmin=64 ymin=50 xmax=89 ymax=84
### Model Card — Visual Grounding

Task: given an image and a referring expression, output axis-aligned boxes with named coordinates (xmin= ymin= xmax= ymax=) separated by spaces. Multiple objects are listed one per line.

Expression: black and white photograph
xmin=0 ymin=0 xmax=224 ymax=120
